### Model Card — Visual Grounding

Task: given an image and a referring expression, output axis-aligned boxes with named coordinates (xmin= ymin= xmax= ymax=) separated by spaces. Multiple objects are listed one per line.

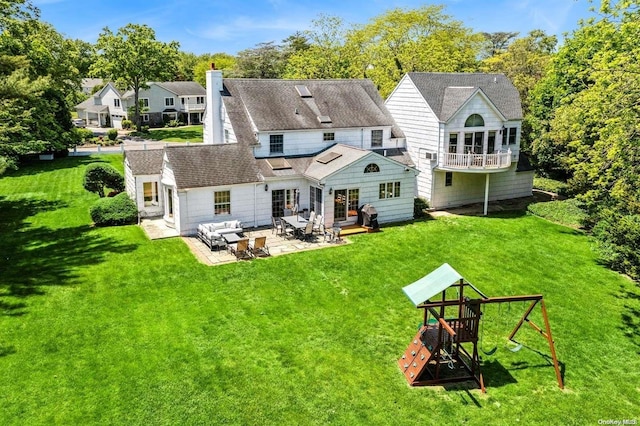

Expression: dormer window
xmin=465 ymin=114 xmax=484 ymax=127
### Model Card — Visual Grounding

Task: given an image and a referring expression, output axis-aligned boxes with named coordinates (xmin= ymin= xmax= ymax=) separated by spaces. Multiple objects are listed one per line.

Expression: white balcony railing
xmin=442 ymin=149 xmax=511 ymax=170
xmin=181 ymin=102 xmax=206 ymax=112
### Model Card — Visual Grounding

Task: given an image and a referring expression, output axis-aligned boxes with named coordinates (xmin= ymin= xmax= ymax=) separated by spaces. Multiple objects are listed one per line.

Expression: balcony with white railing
xmin=440 ymin=149 xmax=511 ymax=172
xmin=180 ymin=100 xmax=206 ymax=112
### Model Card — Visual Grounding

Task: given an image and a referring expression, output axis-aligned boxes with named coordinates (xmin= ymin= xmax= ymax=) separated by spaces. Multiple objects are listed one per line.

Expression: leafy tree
xmin=92 ymin=24 xmax=180 ymax=132
xmin=354 ymin=6 xmax=483 ymax=97
xmin=0 ymin=0 xmax=80 ymax=172
xmin=174 ymin=51 xmax=197 ymax=81
xmin=480 ymin=30 xmax=557 ymax=150
xmin=234 ymin=41 xmax=287 ymax=78
xmin=285 ymin=8 xmax=483 ymax=97
xmin=528 ymin=0 xmax=640 ymax=279
xmin=193 ymin=52 xmax=236 ymax=86
xmin=284 ymin=15 xmax=355 ymax=80
xmin=83 ymin=162 xmax=125 ymax=197
xmin=480 ymin=31 xmax=519 ymax=58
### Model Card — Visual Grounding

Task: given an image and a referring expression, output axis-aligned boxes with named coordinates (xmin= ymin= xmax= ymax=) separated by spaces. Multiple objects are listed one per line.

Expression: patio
xmin=140 ymin=218 xmax=348 ymax=266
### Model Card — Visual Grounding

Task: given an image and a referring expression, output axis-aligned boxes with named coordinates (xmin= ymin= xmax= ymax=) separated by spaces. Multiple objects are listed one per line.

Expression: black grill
xmin=358 ymin=204 xmax=379 ymax=229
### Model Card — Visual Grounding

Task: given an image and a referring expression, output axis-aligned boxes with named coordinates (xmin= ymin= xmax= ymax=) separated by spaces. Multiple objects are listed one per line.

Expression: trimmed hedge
xmin=83 ymin=162 xmax=125 ymax=197
xmin=106 ymin=128 xmax=118 ymax=141
xmin=89 ymin=192 xmax=138 ymax=226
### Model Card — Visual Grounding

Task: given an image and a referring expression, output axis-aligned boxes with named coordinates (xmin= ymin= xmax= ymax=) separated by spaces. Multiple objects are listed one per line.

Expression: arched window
xmin=364 ymin=163 xmax=380 ymax=173
xmin=465 ymin=114 xmax=484 ymax=127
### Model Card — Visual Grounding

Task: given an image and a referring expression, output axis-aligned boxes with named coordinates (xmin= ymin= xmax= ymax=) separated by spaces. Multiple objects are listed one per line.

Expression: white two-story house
xmin=385 ymin=72 xmax=534 ymax=214
xmin=76 ymin=81 xmax=206 ymax=129
xmin=125 ymin=69 xmax=418 ymax=235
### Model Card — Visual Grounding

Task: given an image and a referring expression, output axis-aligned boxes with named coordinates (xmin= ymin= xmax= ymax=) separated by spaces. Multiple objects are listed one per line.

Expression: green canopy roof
xmin=402 ymin=263 xmax=464 ymax=306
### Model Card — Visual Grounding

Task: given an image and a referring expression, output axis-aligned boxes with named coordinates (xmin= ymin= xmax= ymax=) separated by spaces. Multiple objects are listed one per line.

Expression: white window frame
xmin=371 ymin=129 xmax=383 ymax=147
xmin=214 ymin=190 xmax=231 ymax=215
xmin=143 ymin=181 xmax=159 ymax=207
xmin=114 ymin=98 xmax=121 ymax=107
xmin=139 ymin=98 xmax=150 ymax=108
xmin=165 ymin=97 xmax=175 ymax=107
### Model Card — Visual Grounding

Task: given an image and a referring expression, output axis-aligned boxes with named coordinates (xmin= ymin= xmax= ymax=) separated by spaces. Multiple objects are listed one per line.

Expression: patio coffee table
xmin=222 ymin=233 xmax=243 ymax=252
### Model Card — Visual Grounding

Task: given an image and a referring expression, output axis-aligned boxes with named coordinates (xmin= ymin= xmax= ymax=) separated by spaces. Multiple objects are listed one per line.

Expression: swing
xmin=480 ymin=305 xmax=497 ymax=355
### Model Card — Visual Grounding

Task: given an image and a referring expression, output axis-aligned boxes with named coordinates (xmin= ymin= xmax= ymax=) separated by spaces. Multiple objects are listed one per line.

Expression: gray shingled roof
xmin=164 ymin=144 xmax=261 ymax=189
xmin=304 ymin=144 xmax=374 ymax=181
xmin=221 ymin=79 xmax=405 ymax=146
xmin=125 ymin=149 xmax=164 ymax=175
xmin=155 ymin=81 xmax=206 ymax=96
xmin=407 ymin=72 xmax=523 ymax=122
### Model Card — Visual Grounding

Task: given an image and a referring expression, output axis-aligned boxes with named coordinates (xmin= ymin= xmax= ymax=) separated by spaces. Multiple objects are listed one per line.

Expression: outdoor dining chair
xmin=271 ymin=216 xmax=283 ymax=236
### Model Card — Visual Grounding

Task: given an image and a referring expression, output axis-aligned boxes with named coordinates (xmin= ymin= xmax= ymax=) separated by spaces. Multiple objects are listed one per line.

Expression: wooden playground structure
xmin=398 ymin=263 xmax=564 ymax=392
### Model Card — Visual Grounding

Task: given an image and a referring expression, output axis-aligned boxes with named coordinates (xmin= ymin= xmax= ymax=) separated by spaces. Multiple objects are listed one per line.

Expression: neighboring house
xmin=76 ymin=81 xmax=206 ymax=129
xmin=125 ymin=70 xmax=418 ymax=235
xmin=80 ymin=78 xmax=104 ymax=95
xmin=385 ymin=72 xmax=534 ymax=214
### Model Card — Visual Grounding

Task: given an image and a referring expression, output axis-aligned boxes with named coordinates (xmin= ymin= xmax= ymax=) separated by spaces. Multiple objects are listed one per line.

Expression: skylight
xmin=295 ymin=85 xmax=312 ymax=98
xmin=266 ymin=158 xmax=292 ymax=170
xmin=316 ymin=152 xmax=342 ymax=164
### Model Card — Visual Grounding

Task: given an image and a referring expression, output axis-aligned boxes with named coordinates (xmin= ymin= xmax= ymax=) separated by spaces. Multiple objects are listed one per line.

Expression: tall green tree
xmin=0 ymin=0 xmax=80 ymax=173
xmin=480 ymin=31 xmax=519 ymax=58
xmin=92 ymin=24 xmax=180 ymax=131
xmin=193 ymin=52 xmax=236 ymax=86
xmin=528 ymin=0 xmax=640 ymax=279
xmin=285 ymin=8 xmax=483 ymax=97
xmin=480 ymin=30 xmax=557 ymax=150
xmin=284 ymin=15 xmax=356 ymax=81
xmin=346 ymin=6 xmax=482 ymax=97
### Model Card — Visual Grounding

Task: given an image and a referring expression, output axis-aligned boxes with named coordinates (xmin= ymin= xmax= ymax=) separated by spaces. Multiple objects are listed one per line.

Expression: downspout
xmin=361 ymin=128 xmax=364 ymax=149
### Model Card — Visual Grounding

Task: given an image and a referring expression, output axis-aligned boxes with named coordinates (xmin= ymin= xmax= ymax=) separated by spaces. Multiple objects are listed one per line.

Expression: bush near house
xmin=89 ymin=192 xmax=138 ymax=226
xmin=106 ymin=128 xmax=118 ymax=141
xmin=121 ymin=119 xmax=132 ymax=129
xmin=533 ymin=176 xmax=569 ymax=196
xmin=75 ymin=127 xmax=95 ymax=144
xmin=83 ymin=162 xmax=125 ymax=197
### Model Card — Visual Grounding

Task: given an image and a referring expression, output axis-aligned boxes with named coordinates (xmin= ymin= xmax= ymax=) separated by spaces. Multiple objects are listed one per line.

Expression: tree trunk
xmin=133 ymin=79 xmax=141 ymax=132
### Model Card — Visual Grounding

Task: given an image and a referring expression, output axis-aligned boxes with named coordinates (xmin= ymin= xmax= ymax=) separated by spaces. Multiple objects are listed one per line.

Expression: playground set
xmin=398 ymin=263 xmax=564 ymax=392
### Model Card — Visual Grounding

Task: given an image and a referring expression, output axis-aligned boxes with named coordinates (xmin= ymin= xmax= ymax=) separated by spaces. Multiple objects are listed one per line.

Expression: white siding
xmin=252 ymin=127 xmax=395 ymax=158
xmin=385 ymin=75 xmax=440 ymax=201
xmin=177 ymin=183 xmax=266 ymax=235
xmin=124 ymin=159 xmax=135 ymax=199
xmin=323 ymin=154 xmax=416 ymax=227
xmin=430 ymin=167 xmax=533 ymax=209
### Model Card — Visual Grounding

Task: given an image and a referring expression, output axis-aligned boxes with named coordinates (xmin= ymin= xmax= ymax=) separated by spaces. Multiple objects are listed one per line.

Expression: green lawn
xmin=0 ymin=156 xmax=638 ymax=425
xmin=145 ymin=125 xmax=203 ymax=143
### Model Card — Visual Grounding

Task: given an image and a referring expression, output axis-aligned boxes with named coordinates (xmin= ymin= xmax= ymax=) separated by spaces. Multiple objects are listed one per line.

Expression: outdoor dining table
xmin=281 ymin=215 xmax=308 ymax=238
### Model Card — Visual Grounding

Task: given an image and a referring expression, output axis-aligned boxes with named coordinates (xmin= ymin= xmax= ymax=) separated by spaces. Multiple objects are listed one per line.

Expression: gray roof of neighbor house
xmin=221 ymin=79 xmax=405 ymax=146
xmin=406 ymin=72 xmax=523 ymax=122
xmin=164 ymin=144 xmax=261 ymax=189
xmin=121 ymin=81 xmax=205 ymax=99
xmin=125 ymin=149 xmax=164 ymax=175
xmin=75 ymin=97 xmax=109 ymax=112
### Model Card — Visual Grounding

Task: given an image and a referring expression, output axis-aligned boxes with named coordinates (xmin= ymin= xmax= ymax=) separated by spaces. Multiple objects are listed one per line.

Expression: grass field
xmin=145 ymin=125 xmax=203 ymax=143
xmin=0 ymin=156 xmax=638 ymax=425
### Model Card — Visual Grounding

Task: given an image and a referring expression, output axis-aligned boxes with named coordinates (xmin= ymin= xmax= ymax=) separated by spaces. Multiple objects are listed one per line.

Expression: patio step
xmin=338 ymin=225 xmax=371 ymax=236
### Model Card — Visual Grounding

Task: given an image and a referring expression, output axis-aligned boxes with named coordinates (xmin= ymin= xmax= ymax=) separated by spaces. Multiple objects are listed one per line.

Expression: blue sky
xmin=33 ymin=0 xmax=598 ymax=55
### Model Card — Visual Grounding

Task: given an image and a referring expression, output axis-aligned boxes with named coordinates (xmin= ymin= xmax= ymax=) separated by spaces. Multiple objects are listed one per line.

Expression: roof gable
xmin=407 ymin=72 xmax=522 ymax=122
xmin=125 ymin=149 xmax=164 ymax=175
xmin=304 ymin=144 xmax=412 ymax=182
xmin=443 ymin=87 xmax=507 ymax=124
xmin=163 ymin=144 xmax=261 ymax=189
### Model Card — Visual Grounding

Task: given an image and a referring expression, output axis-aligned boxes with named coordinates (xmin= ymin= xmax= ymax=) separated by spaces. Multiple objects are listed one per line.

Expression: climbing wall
xmin=398 ymin=325 xmax=435 ymax=385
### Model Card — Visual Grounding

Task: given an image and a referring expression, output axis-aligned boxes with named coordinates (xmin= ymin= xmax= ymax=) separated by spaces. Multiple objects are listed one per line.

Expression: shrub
xmin=527 ymin=198 xmax=587 ymax=228
xmin=593 ymin=212 xmax=640 ymax=281
xmin=83 ymin=162 xmax=125 ymax=197
xmin=75 ymin=127 xmax=95 ymax=143
xmin=533 ymin=176 xmax=569 ymax=196
xmin=141 ymin=125 xmax=150 ymax=133
xmin=106 ymin=128 xmax=118 ymax=141
xmin=90 ymin=192 xmax=138 ymax=226
xmin=414 ymin=197 xmax=430 ymax=219
xmin=121 ymin=120 xmax=132 ymax=130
